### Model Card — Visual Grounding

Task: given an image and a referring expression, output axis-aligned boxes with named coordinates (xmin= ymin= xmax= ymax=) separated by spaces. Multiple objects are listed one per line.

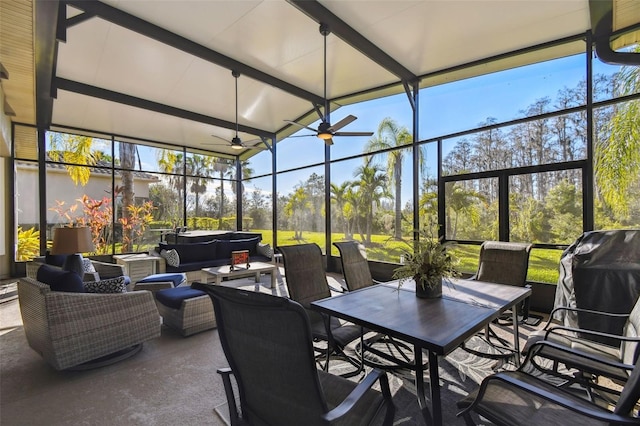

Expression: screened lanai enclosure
xmin=3 ymin=0 xmax=640 ymax=284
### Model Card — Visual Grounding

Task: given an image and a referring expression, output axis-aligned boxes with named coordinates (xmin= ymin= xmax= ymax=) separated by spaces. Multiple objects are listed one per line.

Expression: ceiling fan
xmin=284 ymin=23 xmax=373 ymax=146
xmin=205 ymin=70 xmax=266 ymax=151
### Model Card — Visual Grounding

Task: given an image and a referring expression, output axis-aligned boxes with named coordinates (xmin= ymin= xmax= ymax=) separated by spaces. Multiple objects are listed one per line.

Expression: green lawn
xmin=254 ymin=229 xmax=563 ymax=284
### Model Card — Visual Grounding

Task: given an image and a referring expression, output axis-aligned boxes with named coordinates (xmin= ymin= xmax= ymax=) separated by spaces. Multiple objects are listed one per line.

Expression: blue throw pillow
xmin=45 ymin=251 xmax=67 ymax=267
xmin=37 ymin=264 xmax=85 ymax=293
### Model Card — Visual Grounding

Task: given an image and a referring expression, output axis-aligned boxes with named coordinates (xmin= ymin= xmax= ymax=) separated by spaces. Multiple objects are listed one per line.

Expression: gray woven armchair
xmin=18 ymin=277 xmax=161 ymax=370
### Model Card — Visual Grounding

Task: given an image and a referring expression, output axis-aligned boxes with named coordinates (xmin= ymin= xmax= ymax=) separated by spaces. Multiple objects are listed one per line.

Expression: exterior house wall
xmin=1 ymin=157 xmax=9 ymax=279
xmin=16 ymin=161 xmax=156 ymax=225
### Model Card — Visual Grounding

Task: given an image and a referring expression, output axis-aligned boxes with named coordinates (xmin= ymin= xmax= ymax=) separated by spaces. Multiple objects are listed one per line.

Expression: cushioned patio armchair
xmin=18 ymin=277 xmax=161 ymax=370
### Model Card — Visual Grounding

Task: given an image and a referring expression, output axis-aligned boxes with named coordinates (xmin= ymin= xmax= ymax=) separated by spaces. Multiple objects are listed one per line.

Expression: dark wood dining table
xmin=310 ymin=278 xmax=531 ymax=426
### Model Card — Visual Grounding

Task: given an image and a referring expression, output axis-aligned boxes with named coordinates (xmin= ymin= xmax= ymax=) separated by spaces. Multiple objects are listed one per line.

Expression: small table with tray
xmin=200 ymin=262 xmax=277 ymax=289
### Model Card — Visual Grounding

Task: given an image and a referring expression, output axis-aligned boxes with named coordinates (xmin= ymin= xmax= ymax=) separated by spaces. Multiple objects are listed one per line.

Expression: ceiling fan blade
xmin=287 ymin=134 xmax=317 ymax=138
xmin=284 ymin=120 xmax=317 ymax=133
xmin=333 ymin=131 xmax=374 ymax=137
xmin=328 ymin=115 xmax=357 ymax=132
xmin=242 ymin=142 xmax=269 ymax=150
xmin=324 ymin=137 xmax=334 ymax=146
xmin=210 ymin=135 xmax=232 ymax=143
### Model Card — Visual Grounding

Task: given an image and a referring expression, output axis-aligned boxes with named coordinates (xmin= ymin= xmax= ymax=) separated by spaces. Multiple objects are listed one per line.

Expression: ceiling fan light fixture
xmin=317 ymin=131 xmax=333 ymax=140
xmin=231 ymin=136 xmax=244 ymax=150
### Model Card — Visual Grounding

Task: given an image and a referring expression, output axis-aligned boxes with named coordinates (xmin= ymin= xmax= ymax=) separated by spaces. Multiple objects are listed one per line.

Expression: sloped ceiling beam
xmin=590 ymin=0 xmax=640 ymax=65
xmin=56 ymin=77 xmax=274 ymax=138
xmin=287 ymin=0 xmax=418 ymax=84
xmin=63 ymin=0 xmax=326 ymax=106
xmin=35 ymin=0 xmax=60 ymax=128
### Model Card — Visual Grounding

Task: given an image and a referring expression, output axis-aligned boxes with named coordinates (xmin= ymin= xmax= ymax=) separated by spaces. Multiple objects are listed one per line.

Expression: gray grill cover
xmin=554 ymin=229 xmax=640 ymax=346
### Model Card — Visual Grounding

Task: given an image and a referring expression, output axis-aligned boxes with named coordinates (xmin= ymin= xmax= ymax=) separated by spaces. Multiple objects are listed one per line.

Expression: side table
xmin=113 ymin=254 xmax=160 ymax=284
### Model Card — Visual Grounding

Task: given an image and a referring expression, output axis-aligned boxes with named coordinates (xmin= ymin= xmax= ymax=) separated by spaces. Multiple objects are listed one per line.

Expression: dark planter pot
xmin=416 ymin=279 xmax=442 ymax=298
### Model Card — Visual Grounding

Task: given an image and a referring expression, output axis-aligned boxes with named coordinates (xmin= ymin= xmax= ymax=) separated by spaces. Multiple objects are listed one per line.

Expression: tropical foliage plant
xmin=392 ymin=230 xmax=460 ymax=290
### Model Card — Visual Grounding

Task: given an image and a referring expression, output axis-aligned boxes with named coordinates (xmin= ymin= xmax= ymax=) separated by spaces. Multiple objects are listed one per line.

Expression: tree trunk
xmin=394 ymin=162 xmax=402 ymax=239
xmin=120 ymin=143 xmax=136 ymax=253
xmin=218 ymin=171 xmax=225 ymax=228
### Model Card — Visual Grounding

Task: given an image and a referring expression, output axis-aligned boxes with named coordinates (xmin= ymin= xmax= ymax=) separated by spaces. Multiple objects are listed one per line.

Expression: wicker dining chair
xmin=192 ymin=284 xmax=395 ymax=426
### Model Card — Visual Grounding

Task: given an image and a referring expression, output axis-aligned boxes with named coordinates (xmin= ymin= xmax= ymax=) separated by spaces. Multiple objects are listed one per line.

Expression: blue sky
xmin=251 ymin=52 xmax=603 ymax=199
xmin=79 ymin=50 xmax=624 ymax=207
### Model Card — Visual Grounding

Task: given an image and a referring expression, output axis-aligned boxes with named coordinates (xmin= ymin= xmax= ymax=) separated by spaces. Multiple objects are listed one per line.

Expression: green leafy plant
xmin=392 ymin=231 xmax=460 ymax=290
xmin=17 ymin=226 xmax=41 ymax=262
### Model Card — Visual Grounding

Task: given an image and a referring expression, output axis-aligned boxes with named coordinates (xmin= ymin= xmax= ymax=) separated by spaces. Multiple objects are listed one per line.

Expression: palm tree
xmin=595 ymin=51 xmax=640 ymax=216
xmin=284 ymin=187 xmax=310 ymax=240
xmin=365 ymin=117 xmax=412 ymax=239
xmin=185 ymin=154 xmax=216 ymax=218
xmin=330 ymin=181 xmax=351 ymax=238
xmin=353 ymin=161 xmax=388 ymax=244
xmin=213 ymin=158 xmax=234 ymax=228
xmin=48 ymin=133 xmax=97 ymax=185
xmin=119 ymin=142 xmax=137 ymax=252
xmin=158 ymin=150 xmax=186 ymax=227
xmin=445 ymin=183 xmax=484 ymax=239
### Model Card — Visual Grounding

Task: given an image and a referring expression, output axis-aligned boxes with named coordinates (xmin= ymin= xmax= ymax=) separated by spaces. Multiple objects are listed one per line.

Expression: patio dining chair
xmin=191 ymin=284 xmax=395 ymax=426
xmin=521 ymin=298 xmax=640 ymax=386
xmin=464 ymin=241 xmax=534 ymax=359
xmin=279 ymin=243 xmax=364 ymax=377
xmin=333 ymin=240 xmax=416 ymax=370
xmin=457 ymin=341 xmax=640 ymax=425
xmin=472 ymin=240 xmax=534 ymax=322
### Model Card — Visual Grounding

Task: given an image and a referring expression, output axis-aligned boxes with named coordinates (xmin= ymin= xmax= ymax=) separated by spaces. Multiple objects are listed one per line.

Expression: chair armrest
xmin=91 ymin=260 xmax=125 ymax=279
xmin=545 ymin=325 xmax=638 ymax=343
xmin=217 ymin=368 xmax=242 ymax=426
xmin=525 ymin=340 xmax=634 ymax=376
xmin=458 ymin=372 xmax=640 ymax=424
xmin=549 ymin=306 xmax=628 ymax=322
xmin=26 ymin=261 xmax=47 ymax=279
xmin=83 ymin=271 xmax=100 ymax=282
xmin=322 ymin=368 xmax=393 ymax=423
xmin=545 ymin=306 xmax=629 ymax=331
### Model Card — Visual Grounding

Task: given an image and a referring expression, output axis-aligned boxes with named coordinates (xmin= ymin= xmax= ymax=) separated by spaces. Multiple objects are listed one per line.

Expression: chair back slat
xmin=334 ymin=241 xmax=373 ymax=291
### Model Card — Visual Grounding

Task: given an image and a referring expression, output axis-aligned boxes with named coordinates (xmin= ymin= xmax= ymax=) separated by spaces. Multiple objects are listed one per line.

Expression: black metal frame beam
xmin=63 ymin=0 xmax=325 ymax=106
xmin=287 ymin=0 xmax=418 ymax=84
xmin=55 ymin=78 xmax=274 ymax=139
xmin=34 ymin=0 xmax=60 ymax=128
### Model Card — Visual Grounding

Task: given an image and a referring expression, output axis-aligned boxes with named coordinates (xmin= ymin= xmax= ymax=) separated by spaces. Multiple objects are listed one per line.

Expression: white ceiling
xmin=38 ymin=1 xmax=596 ymax=156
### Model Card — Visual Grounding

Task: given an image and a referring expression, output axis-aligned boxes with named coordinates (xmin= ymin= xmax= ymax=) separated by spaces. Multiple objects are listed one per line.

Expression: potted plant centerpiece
xmin=393 ymin=232 xmax=460 ymax=298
